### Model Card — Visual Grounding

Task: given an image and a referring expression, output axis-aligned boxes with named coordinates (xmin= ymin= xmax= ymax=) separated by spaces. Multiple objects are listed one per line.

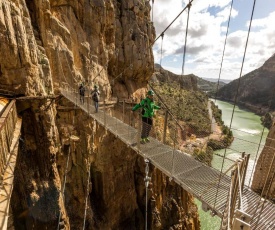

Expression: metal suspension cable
xmin=214 ymin=0 xmax=257 ymax=209
xmin=211 ymin=0 xmax=234 ymax=208
xmin=57 ymin=153 xmax=70 ymax=230
xmin=159 ymin=34 xmax=164 ymax=73
xmin=206 ymin=0 xmax=233 ymax=167
xmin=153 ymin=0 xmax=194 ymax=44
xmin=207 ymin=0 xmax=233 ymax=162
xmin=198 ymin=0 xmax=233 ymax=160
xmin=144 ymin=159 xmax=151 ymax=230
xmin=181 ymin=1 xmax=191 ymax=77
xmin=213 ymin=0 xmax=234 ymax=102
xmin=227 ymin=0 xmax=256 ymax=134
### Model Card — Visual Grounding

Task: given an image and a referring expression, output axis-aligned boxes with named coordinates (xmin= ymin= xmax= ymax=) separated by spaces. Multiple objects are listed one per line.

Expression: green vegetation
xmin=210 ymin=101 xmax=223 ymax=126
xmin=151 ymin=81 xmax=211 ymax=137
xmin=261 ymin=113 xmax=273 ymax=129
xmin=150 ymin=71 xmax=234 ymax=165
xmin=193 ymin=146 xmax=213 ymax=166
xmin=210 ymin=101 xmax=234 ymax=149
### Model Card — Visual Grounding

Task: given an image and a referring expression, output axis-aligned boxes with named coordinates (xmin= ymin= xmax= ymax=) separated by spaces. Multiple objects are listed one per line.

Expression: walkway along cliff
xmin=0 ymin=0 xmax=200 ymax=229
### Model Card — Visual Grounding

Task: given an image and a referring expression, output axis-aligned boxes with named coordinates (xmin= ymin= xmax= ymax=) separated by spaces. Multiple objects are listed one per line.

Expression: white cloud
xmin=152 ymin=0 xmax=275 ymax=80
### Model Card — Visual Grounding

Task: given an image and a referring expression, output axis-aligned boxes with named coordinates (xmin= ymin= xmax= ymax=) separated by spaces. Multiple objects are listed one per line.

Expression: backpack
xmin=92 ymin=91 xmax=99 ymax=102
xmin=79 ymin=86 xmax=85 ymax=95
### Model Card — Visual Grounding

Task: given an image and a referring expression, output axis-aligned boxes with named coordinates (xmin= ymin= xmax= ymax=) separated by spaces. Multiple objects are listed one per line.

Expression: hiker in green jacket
xmin=132 ymin=90 xmax=160 ymax=144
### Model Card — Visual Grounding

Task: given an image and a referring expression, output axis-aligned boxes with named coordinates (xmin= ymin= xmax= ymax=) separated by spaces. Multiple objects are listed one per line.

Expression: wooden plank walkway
xmin=61 ymin=89 xmax=275 ymax=230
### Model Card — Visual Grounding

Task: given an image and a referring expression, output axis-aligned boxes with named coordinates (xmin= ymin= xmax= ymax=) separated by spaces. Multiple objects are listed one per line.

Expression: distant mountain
xmin=197 ymin=77 xmax=227 ymax=92
xmin=216 ymin=54 xmax=275 ymax=114
xmin=152 ymin=64 xmax=198 ymax=90
xmin=202 ymin=78 xmax=231 ymax=84
xmin=152 ymin=64 xmax=224 ymax=92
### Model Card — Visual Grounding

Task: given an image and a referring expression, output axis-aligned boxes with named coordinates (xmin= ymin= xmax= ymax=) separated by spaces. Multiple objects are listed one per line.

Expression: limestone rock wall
xmin=0 ymin=0 xmax=155 ymax=98
xmin=0 ymin=0 xmax=52 ymax=95
xmin=1 ymin=0 xmax=200 ymax=229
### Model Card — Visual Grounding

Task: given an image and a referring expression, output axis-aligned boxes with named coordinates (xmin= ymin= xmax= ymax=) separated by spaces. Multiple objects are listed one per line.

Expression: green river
xmin=196 ymin=99 xmax=269 ymax=230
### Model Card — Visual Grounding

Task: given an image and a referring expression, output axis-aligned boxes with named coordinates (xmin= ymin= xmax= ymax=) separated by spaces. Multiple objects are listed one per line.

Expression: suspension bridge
xmin=0 ymin=0 xmax=274 ymax=229
xmin=0 ymin=90 xmax=274 ymax=230
xmin=0 ymin=90 xmax=272 ymax=226
xmin=59 ymin=87 xmax=275 ymax=230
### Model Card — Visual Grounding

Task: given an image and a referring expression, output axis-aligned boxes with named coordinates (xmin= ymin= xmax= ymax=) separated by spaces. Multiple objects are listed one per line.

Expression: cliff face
xmin=0 ymin=0 xmax=155 ymax=98
xmin=1 ymin=0 xmax=199 ymax=229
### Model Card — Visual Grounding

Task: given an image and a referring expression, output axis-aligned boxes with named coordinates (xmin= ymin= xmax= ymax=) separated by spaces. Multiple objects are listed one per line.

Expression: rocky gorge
xmin=0 ymin=0 xmax=200 ymax=229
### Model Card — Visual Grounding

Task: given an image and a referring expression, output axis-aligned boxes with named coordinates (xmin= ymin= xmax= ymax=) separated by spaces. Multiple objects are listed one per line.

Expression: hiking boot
xmin=140 ymin=138 xmax=146 ymax=144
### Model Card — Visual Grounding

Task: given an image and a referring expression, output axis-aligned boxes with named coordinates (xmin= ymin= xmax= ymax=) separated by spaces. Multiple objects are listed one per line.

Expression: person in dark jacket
xmin=79 ymin=83 xmax=85 ymax=104
xmin=91 ymin=85 xmax=100 ymax=112
xmin=132 ymin=90 xmax=160 ymax=144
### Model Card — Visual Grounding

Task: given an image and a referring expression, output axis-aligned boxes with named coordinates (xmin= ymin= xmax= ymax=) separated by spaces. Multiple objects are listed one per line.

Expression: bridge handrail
xmin=0 ymin=100 xmax=17 ymax=177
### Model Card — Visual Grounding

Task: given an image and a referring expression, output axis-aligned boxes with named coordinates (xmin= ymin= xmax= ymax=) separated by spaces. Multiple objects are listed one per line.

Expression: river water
xmin=196 ymin=99 xmax=269 ymax=230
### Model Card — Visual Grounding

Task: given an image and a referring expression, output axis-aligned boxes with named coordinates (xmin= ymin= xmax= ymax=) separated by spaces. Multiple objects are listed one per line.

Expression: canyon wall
xmin=0 ymin=0 xmax=200 ymax=229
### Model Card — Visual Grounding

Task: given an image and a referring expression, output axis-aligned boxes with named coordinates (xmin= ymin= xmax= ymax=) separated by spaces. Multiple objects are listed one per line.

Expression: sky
xmin=151 ymin=0 xmax=275 ymax=81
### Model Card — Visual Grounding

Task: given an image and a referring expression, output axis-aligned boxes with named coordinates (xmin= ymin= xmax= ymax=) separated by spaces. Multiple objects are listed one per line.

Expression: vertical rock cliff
xmin=1 ymin=0 xmax=200 ymax=229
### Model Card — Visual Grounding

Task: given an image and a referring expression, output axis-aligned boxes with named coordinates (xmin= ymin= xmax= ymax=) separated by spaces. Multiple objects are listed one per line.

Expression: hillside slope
xmin=217 ymin=54 xmax=275 ymax=113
